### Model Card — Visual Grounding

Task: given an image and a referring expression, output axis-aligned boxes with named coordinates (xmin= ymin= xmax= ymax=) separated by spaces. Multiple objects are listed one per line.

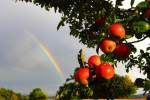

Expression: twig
xmin=127 ymin=36 xmax=148 ymax=44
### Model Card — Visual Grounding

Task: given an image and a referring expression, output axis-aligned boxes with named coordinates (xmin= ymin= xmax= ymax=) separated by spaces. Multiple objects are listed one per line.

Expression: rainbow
xmin=38 ymin=42 xmax=65 ymax=80
xmin=27 ymin=32 xmax=65 ymax=80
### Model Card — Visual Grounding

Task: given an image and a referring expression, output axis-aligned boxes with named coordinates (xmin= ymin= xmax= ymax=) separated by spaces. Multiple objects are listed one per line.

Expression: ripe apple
xmin=74 ymin=68 xmax=89 ymax=85
xmin=79 ymin=79 xmax=88 ymax=86
xmin=88 ymin=55 xmax=101 ymax=68
xmin=145 ymin=8 xmax=150 ymax=18
xmin=113 ymin=43 xmax=130 ymax=58
xmin=109 ymin=23 xmax=125 ymax=40
xmin=74 ymin=70 xmax=79 ymax=81
xmin=95 ymin=17 xmax=106 ymax=25
xmin=96 ymin=63 xmax=115 ymax=79
xmin=99 ymin=38 xmax=116 ymax=54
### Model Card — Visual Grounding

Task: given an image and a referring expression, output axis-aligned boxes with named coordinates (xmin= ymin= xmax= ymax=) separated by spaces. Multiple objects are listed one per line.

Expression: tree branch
xmin=127 ymin=36 xmax=148 ymax=44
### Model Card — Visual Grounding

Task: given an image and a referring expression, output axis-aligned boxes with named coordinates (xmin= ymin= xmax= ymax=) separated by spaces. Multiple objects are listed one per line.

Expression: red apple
xmin=145 ymin=8 xmax=150 ymax=18
xmin=74 ymin=70 xmax=79 ymax=81
xmin=95 ymin=17 xmax=106 ymax=25
xmin=88 ymin=55 xmax=101 ymax=68
xmin=99 ymin=38 xmax=116 ymax=54
xmin=96 ymin=63 xmax=115 ymax=79
xmin=113 ymin=43 xmax=130 ymax=58
xmin=79 ymin=79 xmax=88 ymax=86
xmin=109 ymin=23 xmax=125 ymax=40
xmin=74 ymin=68 xmax=89 ymax=85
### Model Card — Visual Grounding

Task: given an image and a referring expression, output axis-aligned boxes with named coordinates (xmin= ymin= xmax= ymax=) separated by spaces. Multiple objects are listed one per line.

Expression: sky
xmin=0 ymin=0 xmax=149 ymax=96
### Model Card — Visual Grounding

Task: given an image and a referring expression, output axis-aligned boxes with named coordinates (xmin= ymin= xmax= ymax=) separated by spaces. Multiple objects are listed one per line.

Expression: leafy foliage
xmin=16 ymin=0 xmax=150 ymax=98
xmin=56 ymin=75 xmax=137 ymax=100
xmin=0 ymin=88 xmax=28 ymax=100
xmin=55 ymin=82 xmax=93 ymax=100
xmin=0 ymin=88 xmax=51 ymax=100
xmin=16 ymin=0 xmax=113 ymax=47
xmin=126 ymin=47 xmax=150 ymax=79
xmin=135 ymin=78 xmax=150 ymax=95
xmin=16 ymin=0 xmax=150 ymax=47
xmin=29 ymin=88 xmax=48 ymax=100
xmin=94 ymin=75 xmax=137 ymax=99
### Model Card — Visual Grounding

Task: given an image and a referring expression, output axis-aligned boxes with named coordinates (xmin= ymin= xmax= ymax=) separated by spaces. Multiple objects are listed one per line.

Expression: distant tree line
xmin=0 ymin=88 xmax=49 ymax=100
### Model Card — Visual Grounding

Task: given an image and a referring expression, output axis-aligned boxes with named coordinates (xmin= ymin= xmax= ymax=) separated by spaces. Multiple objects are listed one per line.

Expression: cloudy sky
xmin=0 ymin=0 xmax=148 ymax=96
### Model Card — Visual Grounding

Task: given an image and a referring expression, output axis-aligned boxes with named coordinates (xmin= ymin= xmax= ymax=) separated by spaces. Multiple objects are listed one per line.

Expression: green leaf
xmin=140 ymin=49 xmax=144 ymax=54
xmin=125 ymin=34 xmax=133 ymax=39
xmin=98 ymin=33 xmax=106 ymax=41
xmin=146 ymin=47 xmax=150 ymax=51
xmin=66 ymin=78 xmax=73 ymax=82
xmin=96 ymin=42 xmax=100 ymax=54
xmin=132 ymin=21 xmax=150 ymax=33
xmin=115 ymin=0 xmax=124 ymax=7
xmin=78 ymin=49 xmax=86 ymax=67
xmin=136 ymin=1 xmax=149 ymax=9
xmin=144 ymin=80 xmax=150 ymax=91
xmin=134 ymin=78 xmax=145 ymax=87
xmin=130 ymin=0 xmax=135 ymax=7
xmin=57 ymin=17 xmax=67 ymax=30
xmin=100 ymin=53 xmax=115 ymax=64
xmin=71 ymin=96 xmax=80 ymax=100
xmin=81 ymin=49 xmax=86 ymax=65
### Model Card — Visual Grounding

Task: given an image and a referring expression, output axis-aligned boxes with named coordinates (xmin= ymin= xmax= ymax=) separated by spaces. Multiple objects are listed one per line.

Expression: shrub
xmin=56 ymin=75 xmax=137 ymax=100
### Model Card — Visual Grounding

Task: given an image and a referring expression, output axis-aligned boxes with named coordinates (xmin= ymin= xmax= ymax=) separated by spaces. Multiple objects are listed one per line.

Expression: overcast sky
xmin=0 ymin=0 xmax=148 ymax=96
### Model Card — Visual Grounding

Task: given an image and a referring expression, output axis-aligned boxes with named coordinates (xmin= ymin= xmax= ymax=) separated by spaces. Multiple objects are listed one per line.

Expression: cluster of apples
xmin=88 ymin=55 xmax=115 ymax=79
xmin=73 ymin=0 xmax=150 ymax=89
xmin=95 ymin=3 xmax=150 ymax=57
xmin=74 ymin=51 xmax=129 ymax=86
xmin=74 ymin=55 xmax=115 ymax=86
xmin=99 ymin=23 xmax=130 ymax=58
xmin=73 ymin=5 xmax=150 ymax=86
xmin=74 ymin=22 xmax=132 ymax=86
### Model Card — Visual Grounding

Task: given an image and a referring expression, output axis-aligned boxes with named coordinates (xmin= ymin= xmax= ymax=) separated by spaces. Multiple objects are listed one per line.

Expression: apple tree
xmin=17 ymin=0 xmax=150 ymax=99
